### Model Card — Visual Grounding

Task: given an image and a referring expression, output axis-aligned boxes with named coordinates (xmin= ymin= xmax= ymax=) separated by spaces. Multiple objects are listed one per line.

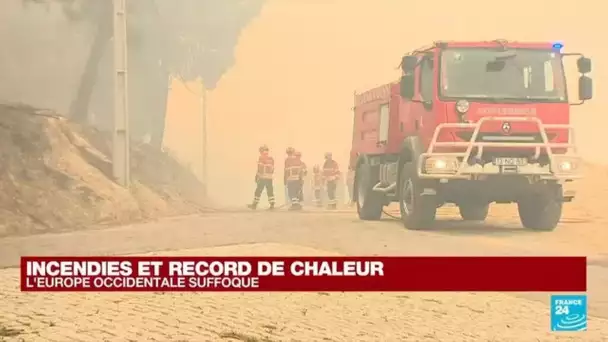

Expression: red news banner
xmin=21 ymin=256 xmax=586 ymax=292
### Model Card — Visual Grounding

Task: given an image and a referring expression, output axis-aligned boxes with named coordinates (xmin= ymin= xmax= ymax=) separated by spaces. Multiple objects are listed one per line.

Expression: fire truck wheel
xmin=355 ymin=163 xmax=383 ymax=220
xmin=458 ymin=202 xmax=490 ymax=221
xmin=398 ymin=161 xmax=436 ymax=230
xmin=517 ymin=186 xmax=563 ymax=231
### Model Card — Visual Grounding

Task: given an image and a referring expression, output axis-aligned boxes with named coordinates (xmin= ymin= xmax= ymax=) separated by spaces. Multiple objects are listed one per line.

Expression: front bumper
xmin=416 ymin=116 xmax=581 ymax=181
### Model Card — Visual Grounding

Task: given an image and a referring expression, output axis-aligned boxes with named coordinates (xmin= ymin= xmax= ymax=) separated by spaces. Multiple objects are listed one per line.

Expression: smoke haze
xmin=191 ymin=0 xmax=605 ymax=205
xmin=1 ymin=0 xmax=605 ymax=206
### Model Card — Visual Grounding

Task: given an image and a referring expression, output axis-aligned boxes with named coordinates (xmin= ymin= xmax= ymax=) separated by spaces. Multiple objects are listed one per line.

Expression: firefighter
xmin=284 ymin=147 xmax=295 ymax=205
xmin=311 ymin=164 xmax=323 ymax=207
xmin=322 ymin=152 xmax=341 ymax=210
xmin=295 ymin=151 xmax=307 ymax=203
xmin=285 ymin=150 xmax=305 ymax=210
xmin=248 ymin=145 xmax=276 ymax=210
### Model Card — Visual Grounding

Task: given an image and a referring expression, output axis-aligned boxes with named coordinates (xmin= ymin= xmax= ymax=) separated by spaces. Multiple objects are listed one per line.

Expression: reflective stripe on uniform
xmin=285 ymin=159 xmax=304 ymax=181
xmin=258 ymin=156 xmax=274 ymax=179
xmin=322 ymin=160 xmax=340 ymax=181
xmin=286 ymin=171 xmax=300 ymax=180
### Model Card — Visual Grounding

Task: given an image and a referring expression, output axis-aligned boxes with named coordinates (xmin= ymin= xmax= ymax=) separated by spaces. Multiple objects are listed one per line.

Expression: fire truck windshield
xmin=439 ymin=48 xmax=567 ymax=102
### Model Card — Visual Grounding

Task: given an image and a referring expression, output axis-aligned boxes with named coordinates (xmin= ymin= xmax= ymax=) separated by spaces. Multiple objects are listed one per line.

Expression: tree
xmin=161 ymin=0 xmax=265 ymax=89
xmin=22 ymin=0 xmax=111 ymax=123
xmin=23 ymin=0 xmax=265 ymax=147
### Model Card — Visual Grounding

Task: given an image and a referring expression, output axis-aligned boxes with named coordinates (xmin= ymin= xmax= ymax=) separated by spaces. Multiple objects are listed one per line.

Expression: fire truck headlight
xmin=554 ymin=157 xmax=578 ymax=173
xmin=424 ymin=157 xmax=459 ymax=174
xmin=557 ymin=160 xmax=576 ymax=172
xmin=434 ymin=159 xmax=447 ymax=169
xmin=455 ymin=100 xmax=470 ymax=114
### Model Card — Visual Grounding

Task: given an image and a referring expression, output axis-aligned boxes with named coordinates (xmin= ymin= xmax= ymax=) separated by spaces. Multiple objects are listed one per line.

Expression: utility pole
xmin=201 ymin=80 xmax=208 ymax=196
xmin=112 ymin=0 xmax=130 ymax=187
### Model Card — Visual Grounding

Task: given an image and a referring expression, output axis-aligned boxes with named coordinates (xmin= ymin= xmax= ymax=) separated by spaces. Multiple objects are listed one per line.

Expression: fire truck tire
xmin=458 ymin=203 xmax=490 ymax=221
xmin=517 ymin=186 xmax=563 ymax=231
xmin=355 ymin=162 xmax=383 ymax=220
xmin=398 ymin=161 xmax=436 ymax=230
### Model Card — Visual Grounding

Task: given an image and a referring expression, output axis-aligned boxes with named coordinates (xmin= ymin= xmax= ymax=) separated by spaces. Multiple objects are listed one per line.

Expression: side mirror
xmin=577 ymin=57 xmax=591 ymax=74
xmin=401 ymin=55 xmax=418 ymax=74
xmin=400 ymin=74 xmax=415 ymax=99
xmin=578 ymin=75 xmax=592 ymax=101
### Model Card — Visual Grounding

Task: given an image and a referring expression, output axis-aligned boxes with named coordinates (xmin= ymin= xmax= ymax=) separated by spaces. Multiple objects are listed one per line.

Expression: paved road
xmin=0 ymin=207 xmax=606 ymax=341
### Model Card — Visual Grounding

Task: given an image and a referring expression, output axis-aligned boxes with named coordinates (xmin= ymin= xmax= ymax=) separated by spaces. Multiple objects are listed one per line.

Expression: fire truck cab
xmin=350 ymin=40 xmax=592 ymax=231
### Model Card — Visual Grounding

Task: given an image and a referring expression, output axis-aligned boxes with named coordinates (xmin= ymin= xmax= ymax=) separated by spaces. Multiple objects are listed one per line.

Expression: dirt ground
xmin=0 ymin=103 xmax=209 ymax=238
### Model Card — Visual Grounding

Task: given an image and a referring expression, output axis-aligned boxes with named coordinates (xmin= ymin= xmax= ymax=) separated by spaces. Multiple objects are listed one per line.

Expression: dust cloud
xmin=168 ymin=0 xmax=604 ymax=205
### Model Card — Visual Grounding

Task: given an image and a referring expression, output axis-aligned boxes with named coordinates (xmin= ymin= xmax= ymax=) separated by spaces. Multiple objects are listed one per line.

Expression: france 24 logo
xmin=550 ymin=294 xmax=587 ymax=332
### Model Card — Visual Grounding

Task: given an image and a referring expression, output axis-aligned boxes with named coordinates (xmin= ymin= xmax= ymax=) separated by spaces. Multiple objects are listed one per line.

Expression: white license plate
xmin=493 ymin=158 xmax=528 ymax=166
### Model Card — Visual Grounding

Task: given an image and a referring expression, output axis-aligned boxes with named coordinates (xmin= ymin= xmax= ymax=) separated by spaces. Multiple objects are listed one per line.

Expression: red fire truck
xmin=349 ymin=40 xmax=592 ymax=231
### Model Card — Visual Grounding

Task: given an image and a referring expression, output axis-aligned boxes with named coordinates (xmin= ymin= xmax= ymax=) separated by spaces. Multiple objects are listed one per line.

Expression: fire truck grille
xmin=455 ymin=132 xmax=557 ymax=143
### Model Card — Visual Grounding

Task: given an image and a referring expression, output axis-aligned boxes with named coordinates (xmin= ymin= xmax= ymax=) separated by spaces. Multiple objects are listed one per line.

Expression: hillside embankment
xmin=0 ymin=103 xmax=209 ymax=237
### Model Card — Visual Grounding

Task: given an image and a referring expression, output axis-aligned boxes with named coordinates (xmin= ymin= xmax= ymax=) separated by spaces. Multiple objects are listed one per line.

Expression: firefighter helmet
xmin=286 ymin=147 xmax=295 ymax=155
xmin=324 ymin=152 xmax=332 ymax=159
xmin=259 ymin=145 xmax=269 ymax=153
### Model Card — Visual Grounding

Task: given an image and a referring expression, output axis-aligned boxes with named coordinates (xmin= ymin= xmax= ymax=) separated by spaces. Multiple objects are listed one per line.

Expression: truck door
xmin=415 ymin=53 xmax=438 ymax=148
